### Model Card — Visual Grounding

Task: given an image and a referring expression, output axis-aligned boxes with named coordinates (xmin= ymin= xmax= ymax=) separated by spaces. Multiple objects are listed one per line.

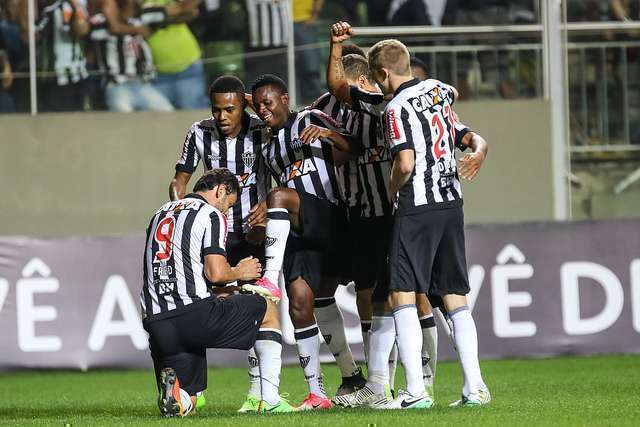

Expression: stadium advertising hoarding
xmin=0 ymin=219 xmax=638 ymax=369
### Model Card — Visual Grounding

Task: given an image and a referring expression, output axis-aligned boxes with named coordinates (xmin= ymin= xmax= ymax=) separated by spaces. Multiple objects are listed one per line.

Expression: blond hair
xmin=367 ymin=39 xmax=411 ymax=77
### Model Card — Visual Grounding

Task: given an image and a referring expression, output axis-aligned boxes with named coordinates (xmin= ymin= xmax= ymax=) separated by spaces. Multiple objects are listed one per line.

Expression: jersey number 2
xmin=154 ymin=216 xmax=176 ymax=262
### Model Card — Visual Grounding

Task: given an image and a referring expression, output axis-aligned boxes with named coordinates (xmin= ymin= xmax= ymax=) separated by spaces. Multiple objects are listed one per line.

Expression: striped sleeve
xmin=350 ymin=86 xmax=384 ymax=114
xmin=175 ymin=125 xmax=200 ymax=173
xmin=384 ymin=104 xmax=413 ymax=156
xmin=203 ymin=210 xmax=227 ymax=257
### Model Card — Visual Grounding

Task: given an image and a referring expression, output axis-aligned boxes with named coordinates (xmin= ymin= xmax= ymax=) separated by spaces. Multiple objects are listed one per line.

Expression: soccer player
xmin=141 ymin=169 xmax=290 ymax=417
xmin=251 ymin=74 xmax=355 ymax=410
xmin=368 ymin=38 xmax=491 ymax=408
xmin=169 ymin=75 xmax=273 ymax=412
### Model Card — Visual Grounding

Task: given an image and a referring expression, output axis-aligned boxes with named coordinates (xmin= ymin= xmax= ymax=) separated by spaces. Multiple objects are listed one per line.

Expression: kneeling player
xmin=141 ymin=169 xmax=290 ymax=417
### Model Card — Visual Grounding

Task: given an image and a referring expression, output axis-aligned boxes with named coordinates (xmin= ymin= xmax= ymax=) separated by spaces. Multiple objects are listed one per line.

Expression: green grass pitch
xmin=1 ymin=355 xmax=639 ymax=426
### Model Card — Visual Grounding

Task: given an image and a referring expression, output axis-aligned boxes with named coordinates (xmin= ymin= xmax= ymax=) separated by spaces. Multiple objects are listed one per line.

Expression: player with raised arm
xmin=141 ymin=169 xmax=291 ymax=418
xmin=251 ymin=74 xmax=356 ymax=410
xmin=368 ymin=38 xmax=490 ymax=409
xmin=169 ymin=75 xmax=278 ymax=413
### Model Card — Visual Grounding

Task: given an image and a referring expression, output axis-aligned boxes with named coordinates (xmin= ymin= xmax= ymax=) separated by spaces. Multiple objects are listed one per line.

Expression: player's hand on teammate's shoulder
xmin=300 ymin=124 xmax=332 ymax=145
xmin=458 ymin=151 xmax=485 ymax=181
xmin=331 ymin=21 xmax=353 ymax=43
xmin=234 ymin=256 xmax=262 ymax=281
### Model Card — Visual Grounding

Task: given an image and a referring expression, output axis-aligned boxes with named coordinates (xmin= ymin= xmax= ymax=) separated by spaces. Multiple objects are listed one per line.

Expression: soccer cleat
xmin=237 ymin=394 xmax=260 ymax=413
xmin=449 ymin=388 xmax=491 ymax=407
xmin=295 ymin=393 xmax=332 ymax=411
xmin=375 ymin=389 xmax=434 ymax=410
xmin=242 ymin=277 xmax=282 ymax=302
xmin=158 ymin=367 xmax=192 ymax=417
xmin=332 ymin=384 xmax=392 ymax=408
xmin=258 ymin=398 xmax=295 ymax=413
xmin=195 ymin=392 xmax=206 ymax=411
xmin=335 ymin=367 xmax=367 ymax=396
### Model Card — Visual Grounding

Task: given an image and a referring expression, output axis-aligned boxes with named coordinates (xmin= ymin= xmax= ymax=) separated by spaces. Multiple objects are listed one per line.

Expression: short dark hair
xmin=342 ymin=43 xmax=366 ymax=58
xmin=342 ymin=54 xmax=373 ymax=82
xmin=209 ymin=75 xmax=246 ymax=100
xmin=410 ymin=56 xmax=428 ymax=77
xmin=251 ymin=74 xmax=288 ymax=98
xmin=193 ymin=169 xmax=240 ymax=197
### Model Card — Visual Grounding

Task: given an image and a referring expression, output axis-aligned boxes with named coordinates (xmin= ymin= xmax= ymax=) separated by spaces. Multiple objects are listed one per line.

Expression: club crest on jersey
xmin=286 ymin=158 xmax=317 ymax=181
xmin=236 ymin=172 xmax=257 ymax=188
xmin=290 ymin=138 xmax=304 ymax=151
xmin=242 ymin=152 xmax=256 ymax=168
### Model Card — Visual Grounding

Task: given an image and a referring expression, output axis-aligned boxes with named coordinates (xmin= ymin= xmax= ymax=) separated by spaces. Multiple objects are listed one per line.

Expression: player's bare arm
xmin=204 ymin=254 xmax=261 ymax=285
xmin=327 ymin=21 xmax=354 ymax=104
xmin=388 ymin=149 xmax=415 ymax=202
xmin=458 ymin=132 xmax=488 ymax=181
xmin=102 ymin=0 xmax=150 ymax=37
xmin=164 ymin=0 xmax=201 ymax=24
xmin=169 ymin=171 xmax=192 ymax=201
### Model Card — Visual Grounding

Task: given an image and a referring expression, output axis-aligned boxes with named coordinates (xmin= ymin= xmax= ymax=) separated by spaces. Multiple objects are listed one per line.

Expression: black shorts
xmin=143 ymin=294 xmax=266 ymax=395
xmin=283 ymin=193 xmax=348 ymax=293
xmin=351 ymin=215 xmax=392 ymax=303
xmin=389 ymin=206 xmax=469 ymax=296
xmin=227 ymin=232 xmax=265 ymax=267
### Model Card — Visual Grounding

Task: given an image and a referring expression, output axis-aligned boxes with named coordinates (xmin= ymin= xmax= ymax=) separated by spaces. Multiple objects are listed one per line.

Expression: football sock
xmin=393 ymin=304 xmax=424 ymax=397
xmin=314 ymin=297 xmax=359 ymax=378
xmin=246 ymin=347 xmax=261 ymax=397
xmin=263 ymin=208 xmax=290 ymax=284
xmin=366 ymin=314 xmax=395 ymax=394
xmin=294 ymin=324 xmax=326 ymax=398
xmin=254 ymin=329 xmax=283 ymax=406
xmin=420 ymin=314 xmax=438 ymax=390
xmin=450 ymin=306 xmax=485 ymax=396
xmin=388 ymin=342 xmax=398 ymax=392
xmin=361 ymin=320 xmax=372 ymax=363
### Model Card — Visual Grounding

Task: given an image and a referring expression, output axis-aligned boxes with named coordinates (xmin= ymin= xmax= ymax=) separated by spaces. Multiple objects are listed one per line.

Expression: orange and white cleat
xmin=158 ymin=367 xmax=193 ymax=417
xmin=295 ymin=393 xmax=333 ymax=411
xmin=242 ymin=277 xmax=282 ymax=302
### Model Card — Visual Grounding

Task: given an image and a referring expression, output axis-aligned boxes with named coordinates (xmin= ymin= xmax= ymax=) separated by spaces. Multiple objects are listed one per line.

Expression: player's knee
xmin=416 ymin=293 xmax=433 ymax=316
xmin=261 ymin=299 xmax=280 ymax=329
xmin=266 ymin=187 xmax=295 ymax=209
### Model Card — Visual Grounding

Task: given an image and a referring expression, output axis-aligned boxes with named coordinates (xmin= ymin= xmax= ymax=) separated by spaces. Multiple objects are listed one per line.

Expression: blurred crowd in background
xmin=0 ymin=0 xmax=638 ymax=114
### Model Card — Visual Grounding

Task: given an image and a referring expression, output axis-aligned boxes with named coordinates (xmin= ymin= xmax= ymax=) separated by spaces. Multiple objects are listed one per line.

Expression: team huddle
xmin=141 ymin=21 xmax=490 ymax=417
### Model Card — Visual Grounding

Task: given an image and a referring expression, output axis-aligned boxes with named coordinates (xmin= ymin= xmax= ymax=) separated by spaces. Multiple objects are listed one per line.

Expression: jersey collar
xmin=184 ymin=193 xmax=207 ymax=203
xmin=283 ymin=111 xmax=298 ymax=129
xmin=394 ymin=78 xmax=420 ymax=97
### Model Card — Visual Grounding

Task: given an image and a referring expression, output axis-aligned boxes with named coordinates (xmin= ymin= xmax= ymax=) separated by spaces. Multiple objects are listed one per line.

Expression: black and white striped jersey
xmin=308 ymin=92 xmax=360 ymax=208
xmin=263 ymin=110 xmax=344 ymax=205
xmin=384 ymin=78 xmax=470 ymax=216
xmin=89 ymin=10 xmax=164 ymax=83
xmin=175 ymin=113 xmax=271 ymax=234
xmin=348 ymin=87 xmax=394 ymax=218
xmin=141 ymin=194 xmax=227 ymax=321
xmin=246 ymin=0 xmax=290 ymax=48
xmin=36 ymin=0 xmax=88 ymax=86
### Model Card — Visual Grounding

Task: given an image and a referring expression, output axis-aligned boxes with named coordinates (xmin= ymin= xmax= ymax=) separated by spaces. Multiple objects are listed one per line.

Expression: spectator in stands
xmin=21 ymin=0 xmax=91 ymax=112
xmin=0 ymin=29 xmax=14 ymax=112
xmin=144 ymin=0 xmax=208 ymax=110
xmin=293 ymin=0 xmax=323 ymax=105
xmin=244 ymin=0 xmax=289 ymax=86
xmin=90 ymin=0 xmax=173 ymax=112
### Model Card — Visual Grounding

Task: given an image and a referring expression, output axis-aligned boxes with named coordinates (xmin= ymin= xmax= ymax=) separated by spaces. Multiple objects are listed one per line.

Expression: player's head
xmin=209 ymin=75 xmax=246 ymax=138
xmin=342 ymin=54 xmax=379 ymax=94
xmin=367 ymin=39 xmax=411 ymax=94
xmin=193 ymin=168 xmax=240 ymax=214
xmin=251 ymin=74 xmax=290 ymax=130
xmin=342 ymin=43 xmax=366 ymax=58
xmin=410 ymin=56 xmax=428 ymax=81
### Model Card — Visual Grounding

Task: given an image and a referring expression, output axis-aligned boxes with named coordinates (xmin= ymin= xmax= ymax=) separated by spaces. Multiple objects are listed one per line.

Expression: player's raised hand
xmin=331 ymin=21 xmax=353 ymax=43
xmin=300 ymin=124 xmax=332 ymax=145
xmin=235 ymin=256 xmax=262 ymax=281
xmin=458 ymin=152 xmax=485 ymax=181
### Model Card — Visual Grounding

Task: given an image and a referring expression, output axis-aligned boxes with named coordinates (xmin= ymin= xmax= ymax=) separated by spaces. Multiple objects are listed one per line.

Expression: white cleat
xmin=375 ymin=390 xmax=434 ymax=410
xmin=449 ymin=388 xmax=491 ymax=407
xmin=332 ymin=384 xmax=392 ymax=408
